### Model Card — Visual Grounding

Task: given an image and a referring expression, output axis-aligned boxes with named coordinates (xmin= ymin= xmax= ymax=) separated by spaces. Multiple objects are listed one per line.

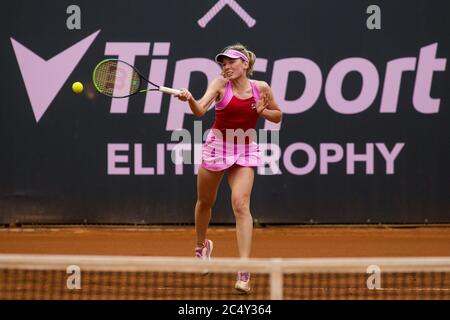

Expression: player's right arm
xmin=175 ymin=77 xmax=226 ymax=117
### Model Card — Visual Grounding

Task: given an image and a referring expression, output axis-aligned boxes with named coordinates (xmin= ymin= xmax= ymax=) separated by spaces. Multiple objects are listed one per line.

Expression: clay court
xmin=1 ymin=225 xmax=449 ymax=257
xmin=1 ymin=225 xmax=450 ymax=300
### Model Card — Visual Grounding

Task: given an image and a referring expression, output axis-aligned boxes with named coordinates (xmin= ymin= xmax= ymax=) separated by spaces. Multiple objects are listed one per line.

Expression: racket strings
xmin=130 ymin=70 xmax=140 ymax=94
xmin=93 ymin=60 xmax=141 ymax=97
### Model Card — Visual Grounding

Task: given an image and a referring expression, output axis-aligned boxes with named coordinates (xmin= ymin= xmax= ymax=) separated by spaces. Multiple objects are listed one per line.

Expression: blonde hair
xmin=221 ymin=43 xmax=256 ymax=77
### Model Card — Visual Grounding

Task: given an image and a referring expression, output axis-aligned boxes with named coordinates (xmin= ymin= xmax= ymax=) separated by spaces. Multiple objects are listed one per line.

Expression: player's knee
xmin=196 ymin=198 xmax=216 ymax=210
xmin=232 ymin=197 xmax=250 ymax=217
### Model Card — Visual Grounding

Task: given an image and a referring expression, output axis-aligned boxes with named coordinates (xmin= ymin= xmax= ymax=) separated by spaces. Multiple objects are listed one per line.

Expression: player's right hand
xmin=175 ymin=88 xmax=193 ymax=102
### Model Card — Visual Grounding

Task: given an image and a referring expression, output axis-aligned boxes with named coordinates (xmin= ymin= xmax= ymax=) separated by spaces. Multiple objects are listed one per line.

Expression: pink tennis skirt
xmin=201 ymin=130 xmax=262 ymax=172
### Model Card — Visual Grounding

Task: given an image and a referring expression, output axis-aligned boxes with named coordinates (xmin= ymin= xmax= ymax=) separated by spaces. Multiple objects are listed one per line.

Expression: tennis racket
xmin=92 ymin=58 xmax=181 ymax=98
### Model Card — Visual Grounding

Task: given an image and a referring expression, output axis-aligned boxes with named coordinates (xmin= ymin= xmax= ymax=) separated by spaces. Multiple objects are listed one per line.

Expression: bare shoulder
xmin=210 ymin=77 xmax=228 ymax=101
xmin=253 ymin=80 xmax=271 ymax=93
xmin=210 ymin=77 xmax=228 ymax=90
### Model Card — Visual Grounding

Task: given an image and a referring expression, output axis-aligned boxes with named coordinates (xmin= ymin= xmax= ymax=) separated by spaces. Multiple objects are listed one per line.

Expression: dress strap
xmin=250 ymin=80 xmax=260 ymax=103
xmin=215 ymin=81 xmax=233 ymax=110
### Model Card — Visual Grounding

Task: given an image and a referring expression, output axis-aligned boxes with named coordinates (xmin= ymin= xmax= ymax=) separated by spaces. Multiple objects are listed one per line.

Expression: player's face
xmin=220 ymin=57 xmax=248 ymax=79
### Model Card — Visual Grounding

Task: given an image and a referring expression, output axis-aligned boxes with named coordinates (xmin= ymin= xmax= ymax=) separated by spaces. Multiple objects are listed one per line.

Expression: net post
xmin=270 ymin=258 xmax=283 ymax=300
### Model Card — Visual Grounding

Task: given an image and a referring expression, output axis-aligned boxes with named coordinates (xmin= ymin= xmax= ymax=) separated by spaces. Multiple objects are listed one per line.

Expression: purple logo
xmin=11 ymin=30 xmax=100 ymax=122
xmin=198 ymin=0 xmax=256 ymax=28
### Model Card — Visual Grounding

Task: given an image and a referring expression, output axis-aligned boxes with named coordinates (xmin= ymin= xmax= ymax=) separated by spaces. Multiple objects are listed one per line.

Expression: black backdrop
xmin=1 ymin=0 xmax=449 ymax=224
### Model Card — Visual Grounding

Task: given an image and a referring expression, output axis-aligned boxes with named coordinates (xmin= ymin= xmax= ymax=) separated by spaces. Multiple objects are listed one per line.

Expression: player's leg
xmin=195 ymin=166 xmax=224 ymax=250
xmin=227 ymin=165 xmax=255 ymax=293
xmin=227 ymin=165 xmax=255 ymax=258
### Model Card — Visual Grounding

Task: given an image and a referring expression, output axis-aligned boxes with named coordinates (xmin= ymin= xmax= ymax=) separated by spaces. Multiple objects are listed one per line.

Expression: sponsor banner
xmin=1 ymin=1 xmax=449 ymax=223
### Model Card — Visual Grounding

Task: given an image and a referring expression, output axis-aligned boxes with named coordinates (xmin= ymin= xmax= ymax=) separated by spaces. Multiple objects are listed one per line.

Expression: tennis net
xmin=0 ymin=254 xmax=449 ymax=300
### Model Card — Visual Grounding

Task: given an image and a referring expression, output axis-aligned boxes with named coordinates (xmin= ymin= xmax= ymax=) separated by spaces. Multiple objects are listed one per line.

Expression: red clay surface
xmin=1 ymin=226 xmax=449 ymax=257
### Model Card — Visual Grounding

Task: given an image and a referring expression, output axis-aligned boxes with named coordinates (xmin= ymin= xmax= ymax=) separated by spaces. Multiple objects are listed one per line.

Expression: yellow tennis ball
xmin=72 ymin=82 xmax=84 ymax=94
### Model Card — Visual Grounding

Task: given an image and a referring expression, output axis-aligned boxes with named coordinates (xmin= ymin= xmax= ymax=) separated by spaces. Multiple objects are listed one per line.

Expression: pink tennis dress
xmin=201 ymin=80 xmax=262 ymax=172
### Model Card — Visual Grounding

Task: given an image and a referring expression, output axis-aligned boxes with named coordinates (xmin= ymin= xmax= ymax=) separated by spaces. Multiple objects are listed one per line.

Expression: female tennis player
xmin=175 ymin=43 xmax=282 ymax=293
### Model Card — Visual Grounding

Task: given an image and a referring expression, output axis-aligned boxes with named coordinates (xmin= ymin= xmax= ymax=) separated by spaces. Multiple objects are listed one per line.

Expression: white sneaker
xmin=195 ymin=239 xmax=213 ymax=260
xmin=235 ymin=271 xmax=251 ymax=294
xmin=195 ymin=239 xmax=213 ymax=275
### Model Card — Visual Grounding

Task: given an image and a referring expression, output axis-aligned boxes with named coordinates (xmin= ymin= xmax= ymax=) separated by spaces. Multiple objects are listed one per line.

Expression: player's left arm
xmin=255 ymin=81 xmax=282 ymax=123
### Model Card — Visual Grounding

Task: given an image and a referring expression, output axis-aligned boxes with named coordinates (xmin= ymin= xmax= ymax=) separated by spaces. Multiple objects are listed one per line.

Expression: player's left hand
xmin=254 ymin=92 xmax=269 ymax=115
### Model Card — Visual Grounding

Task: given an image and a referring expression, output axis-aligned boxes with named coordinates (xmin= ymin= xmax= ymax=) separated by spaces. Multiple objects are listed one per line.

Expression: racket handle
xmin=159 ymin=86 xmax=181 ymax=95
